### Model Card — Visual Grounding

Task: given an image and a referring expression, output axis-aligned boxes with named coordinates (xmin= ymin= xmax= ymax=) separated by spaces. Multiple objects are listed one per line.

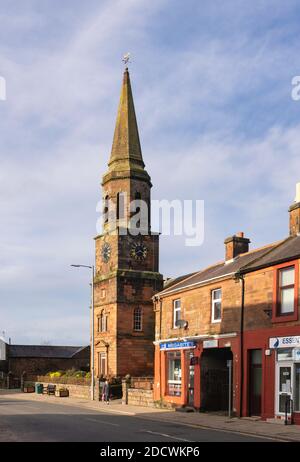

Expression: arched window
xmin=117 ymin=192 xmax=125 ymax=220
xmin=134 ymin=192 xmax=142 ymax=227
xmin=103 ymin=195 xmax=109 ymax=224
xmin=133 ymin=307 xmax=142 ymax=331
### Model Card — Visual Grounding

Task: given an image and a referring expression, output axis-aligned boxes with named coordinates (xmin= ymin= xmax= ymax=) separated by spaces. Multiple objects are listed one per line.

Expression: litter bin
xmin=35 ymin=383 xmax=43 ymax=394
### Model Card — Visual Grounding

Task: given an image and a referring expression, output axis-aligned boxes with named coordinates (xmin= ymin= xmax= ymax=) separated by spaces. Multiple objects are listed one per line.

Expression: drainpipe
xmin=238 ymin=273 xmax=245 ymax=418
xmin=158 ymin=296 xmax=163 ymax=402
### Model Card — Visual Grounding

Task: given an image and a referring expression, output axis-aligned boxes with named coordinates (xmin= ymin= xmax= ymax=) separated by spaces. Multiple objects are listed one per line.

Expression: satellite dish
xmin=175 ymin=319 xmax=188 ymax=329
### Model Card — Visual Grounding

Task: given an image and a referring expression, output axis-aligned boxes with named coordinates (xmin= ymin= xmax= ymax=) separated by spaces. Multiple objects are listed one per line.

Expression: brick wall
xmin=156 ymin=276 xmax=242 ymax=342
xmin=244 ymin=260 xmax=300 ymax=330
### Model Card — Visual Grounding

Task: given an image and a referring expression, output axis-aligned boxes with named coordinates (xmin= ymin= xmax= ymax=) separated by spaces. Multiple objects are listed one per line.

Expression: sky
xmin=1 ymin=0 xmax=300 ymax=345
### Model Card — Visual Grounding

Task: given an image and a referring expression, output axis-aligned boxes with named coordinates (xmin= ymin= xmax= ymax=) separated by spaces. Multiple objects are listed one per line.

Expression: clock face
xmin=130 ymin=242 xmax=148 ymax=261
xmin=101 ymin=242 xmax=111 ymax=263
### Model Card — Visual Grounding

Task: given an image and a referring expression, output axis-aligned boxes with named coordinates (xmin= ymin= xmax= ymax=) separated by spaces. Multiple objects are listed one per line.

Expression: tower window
xmin=135 ymin=192 xmax=141 ymax=213
xmin=133 ymin=191 xmax=142 ymax=227
xmin=133 ymin=307 xmax=142 ymax=331
xmin=98 ymin=310 xmax=108 ymax=332
xmin=103 ymin=195 xmax=109 ymax=224
xmin=117 ymin=192 xmax=125 ymax=220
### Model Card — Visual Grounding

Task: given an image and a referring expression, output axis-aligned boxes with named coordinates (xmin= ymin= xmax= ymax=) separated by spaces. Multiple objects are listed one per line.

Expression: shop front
xmin=157 ymin=340 xmax=198 ymax=408
xmin=270 ymin=335 xmax=300 ymax=423
xmin=154 ymin=335 xmax=239 ymax=412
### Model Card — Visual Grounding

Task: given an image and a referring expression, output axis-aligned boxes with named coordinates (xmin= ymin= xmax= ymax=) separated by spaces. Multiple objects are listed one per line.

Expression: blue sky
xmin=1 ymin=0 xmax=300 ymax=345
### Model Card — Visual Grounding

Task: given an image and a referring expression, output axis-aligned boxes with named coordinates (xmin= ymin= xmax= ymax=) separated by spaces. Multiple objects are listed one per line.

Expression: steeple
xmin=102 ymin=68 xmax=151 ymax=186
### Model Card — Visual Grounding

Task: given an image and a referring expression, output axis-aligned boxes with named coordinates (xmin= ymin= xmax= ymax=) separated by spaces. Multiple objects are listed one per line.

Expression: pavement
xmin=0 ymin=389 xmax=299 ymax=442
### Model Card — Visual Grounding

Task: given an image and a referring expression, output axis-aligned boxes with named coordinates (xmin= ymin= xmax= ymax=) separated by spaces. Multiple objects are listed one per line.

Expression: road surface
xmin=0 ymin=395 xmax=271 ymax=442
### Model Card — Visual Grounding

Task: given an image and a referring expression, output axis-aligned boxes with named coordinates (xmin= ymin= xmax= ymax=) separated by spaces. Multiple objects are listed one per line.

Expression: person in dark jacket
xmin=103 ymin=379 xmax=110 ymax=404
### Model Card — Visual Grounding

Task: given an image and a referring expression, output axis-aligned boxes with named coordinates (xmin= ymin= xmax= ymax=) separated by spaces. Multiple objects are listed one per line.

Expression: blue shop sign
xmin=160 ymin=341 xmax=196 ymax=351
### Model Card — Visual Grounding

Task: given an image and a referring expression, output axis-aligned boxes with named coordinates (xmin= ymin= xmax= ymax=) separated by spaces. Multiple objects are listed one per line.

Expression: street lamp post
xmin=71 ymin=264 xmax=95 ymax=401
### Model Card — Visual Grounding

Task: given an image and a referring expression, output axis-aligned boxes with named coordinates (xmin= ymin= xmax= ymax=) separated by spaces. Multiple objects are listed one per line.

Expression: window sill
xmin=272 ymin=312 xmax=298 ymax=323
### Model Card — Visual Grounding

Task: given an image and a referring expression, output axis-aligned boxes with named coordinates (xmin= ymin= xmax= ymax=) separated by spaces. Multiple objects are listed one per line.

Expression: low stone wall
xmin=127 ymin=387 xmax=154 ymax=407
xmin=131 ymin=377 xmax=153 ymax=390
xmin=26 ymin=381 xmax=90 ymax=399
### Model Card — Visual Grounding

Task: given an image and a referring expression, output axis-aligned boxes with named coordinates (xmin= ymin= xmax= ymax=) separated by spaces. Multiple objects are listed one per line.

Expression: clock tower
xmin=94 ymin=68 xmax=163 ymax=378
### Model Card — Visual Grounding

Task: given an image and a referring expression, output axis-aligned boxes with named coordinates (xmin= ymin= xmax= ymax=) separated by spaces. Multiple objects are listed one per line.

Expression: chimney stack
xmin=224 ymin=232 xmax=250 ymax=262
xmin=289 ymin=182 xmax=300 ymax=236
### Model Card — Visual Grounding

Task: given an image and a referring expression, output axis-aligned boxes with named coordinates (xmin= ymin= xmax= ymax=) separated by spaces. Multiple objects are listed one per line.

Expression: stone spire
xmin=103 ymin=68 xmax=151 ymax=185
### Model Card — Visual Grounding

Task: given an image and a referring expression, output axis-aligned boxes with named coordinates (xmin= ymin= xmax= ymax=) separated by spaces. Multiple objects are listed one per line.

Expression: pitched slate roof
xmin=8 ymin=345 xmax=89 ymax=359
xmin=157 ymin=241 xmax=282 ymax=296
xmin=163 ymin=272 xmax=198 ymax=291
xmin=241 ymin=235 xmax=300 ymax=273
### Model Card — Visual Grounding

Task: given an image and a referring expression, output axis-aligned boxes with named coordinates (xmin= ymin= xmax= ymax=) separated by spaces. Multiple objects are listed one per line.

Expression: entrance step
xmin=242 ymin=416 xmax=262 ymax=422
xmin=175 ymin=406 xmax=195 ymax=413
xmin=266 ymin=417 xmax=289 ymax=425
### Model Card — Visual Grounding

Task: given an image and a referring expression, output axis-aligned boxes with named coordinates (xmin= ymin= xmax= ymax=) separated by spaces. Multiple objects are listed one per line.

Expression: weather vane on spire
xmin=122 ymin=52 xmax=131 ymax=66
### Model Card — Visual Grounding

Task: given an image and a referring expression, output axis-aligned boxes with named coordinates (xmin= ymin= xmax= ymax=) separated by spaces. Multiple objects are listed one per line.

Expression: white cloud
xmin=1 ymin=0 xmax=300 ymax=343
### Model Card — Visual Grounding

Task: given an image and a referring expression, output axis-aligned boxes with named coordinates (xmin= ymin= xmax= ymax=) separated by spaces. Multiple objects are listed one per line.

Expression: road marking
xmin=92 ymin=406 xmax=135 ymax=416
xmin=84 ymin=417 xmax=120 ymax=427
xmin=141 ymin=430 xmax=193 ymax=442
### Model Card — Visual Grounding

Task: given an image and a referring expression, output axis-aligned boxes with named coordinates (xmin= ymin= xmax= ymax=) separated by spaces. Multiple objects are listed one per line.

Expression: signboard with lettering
xmin=203 ymin=339 xmax=218 ymax=349
xmin=160 ymin=341 xmax=196 ymax=351
xmin=269 ymin=336 xmax=300 ymax=349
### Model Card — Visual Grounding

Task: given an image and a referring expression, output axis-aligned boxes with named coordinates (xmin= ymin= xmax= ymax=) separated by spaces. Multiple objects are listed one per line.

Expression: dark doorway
xmin=200 ymin=348 xmax=233 ymax=412
xmin=249 ymin=349 xmax=262 ymax=416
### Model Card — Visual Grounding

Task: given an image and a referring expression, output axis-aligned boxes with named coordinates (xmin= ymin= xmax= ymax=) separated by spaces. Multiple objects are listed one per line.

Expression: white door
xmin=277 ymin=363 xmax=293 ymax=415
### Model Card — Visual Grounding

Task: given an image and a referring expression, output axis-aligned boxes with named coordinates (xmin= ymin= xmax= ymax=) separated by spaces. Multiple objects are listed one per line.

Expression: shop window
xmin=277 ymin=348 xmax=293 ymax=361
xmin=211 ymin=288 xmax=222 ymax=323
xmin=173 ymin=300 xmax=181 ymax=328
xmin=167 ymin=351 xmax=181 ymax=396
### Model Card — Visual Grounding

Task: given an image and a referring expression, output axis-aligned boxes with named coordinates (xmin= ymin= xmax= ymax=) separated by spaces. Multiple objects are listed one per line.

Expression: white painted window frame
xmin=173 ymin=299 xmax=181 ymax=328
xmin=211 ymin=288 xmax=222 ymax=323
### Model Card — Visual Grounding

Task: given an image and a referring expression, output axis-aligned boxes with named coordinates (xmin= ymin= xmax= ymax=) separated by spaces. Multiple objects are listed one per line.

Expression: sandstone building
xmin=154 ymin=184 xmax=300 ymax=424
xmin=93 ymin=68 xmax=163 ymax=378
